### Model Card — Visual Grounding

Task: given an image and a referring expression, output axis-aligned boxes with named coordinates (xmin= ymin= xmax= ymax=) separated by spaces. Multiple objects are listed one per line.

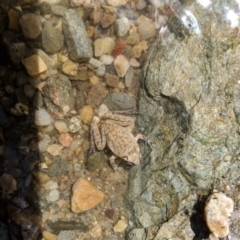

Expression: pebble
xmin=47 ymin=144 xmax=63 ymax=156
xmin=90 ymin=9 xmax=103 ymax=24
xmin=45 ymin=181 xmax=59 ymax=191
xmin=104 ymin=73 xmax=119 ymax=88
xmin=58 ymin=133 xmax=73 ymax=147
xmin=20 ymin=13 xmax=42 ymax=39
xmin=115 ymin=17 xmax=130 ymax=37
xmin=101 ymin=13 xmax=116 ymax=29
xmin=69 ymin=116 xmax=82 ymax=133
xmin=70 ymin=139 xmax=83 ymax=151
xmin=48 ymin=158 xmax=68 ymax=177
xmin=48 ymin=189 xmax=60 ymax=202
xmin=138 ymin=20 xmax=156 ymax=40
xmin=24 ymin=84 xmax=36 ymax=98
xmin=57 ymin=230 xmax=76 ymax=240
xmin=86 ymin=84 xmax=108 ymax=108
xmin=89 ymin=75 xmax=100 ymax=85
xmin=54 ymin=121 xmax=69 ymax=133
xmin=0 ymin=173 xmax=17 ymax=195
xmin=94 ymin=37 xmax=116 ymax=57
xmin=136 ymin=0 xmax=147 ymax=10
xmin=131 ymin=41 xmax=148 ymax=58
xmin=38 ymin=134 xmax=51 ymax=152
xmin=32 ymin=170 xmax=51 ymax=183
xmin=78 ymin=105 xmax=94 ymax=124
xmin=70 ymin=0 xmax=84 ymax=7
xmin=105 ymin=0 xmax=127 ymax=7
xmin=127 ymin=32 xmax=140 ymax=45
xmin=130 ymin=58 xmax=140 ymax=67
xmin=96 ymin=65 xmax=106 ymax=77
xmin=8 ymin=9 xmax=20 ymax=32
xmin=90 ymin=224 xmax=102 ymax=238
xmin=113 ymin=219 xmax=128 ymax=232
xmin=125 ymin=67 xmax=134 ymax=88
xmin=99 ymin=55 xmax=115 ymax=65
xmin=35 ymin=108 xmax=54 ymax=126
xmin=71 ymin=178 xmax=105 ymax=213
xmin=62 ymin=59 xmax=78 ymax=76
xmin=42 ymin=25 xmax=64 ymax=54
xmin=63 ymin=9 xmax=93 ymax=61
xmin=42 ymin=231 xmax=57 ymax=240
xmin=89 ymin=58 xmax=103 ymax=69
xmin=22 ymin=55 xmax=47 ymax=77
xmin=114 ymin=55 xmax=130 ymax=77
xmin=37 ymin=0 xmax=62 ymax=5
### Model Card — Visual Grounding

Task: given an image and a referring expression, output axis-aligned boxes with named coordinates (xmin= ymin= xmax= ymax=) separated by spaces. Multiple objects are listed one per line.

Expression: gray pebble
xmin=57 ymin=230 xmax=76 ymax=240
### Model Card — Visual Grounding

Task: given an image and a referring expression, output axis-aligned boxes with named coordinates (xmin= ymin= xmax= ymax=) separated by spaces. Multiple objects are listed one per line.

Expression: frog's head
xmin=122 ymin=146 xmax=140 ymax=165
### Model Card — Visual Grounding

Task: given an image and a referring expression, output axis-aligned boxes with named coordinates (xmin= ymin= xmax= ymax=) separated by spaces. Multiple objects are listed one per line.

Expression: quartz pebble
xmin=71 ymin=178 xmax=104 ymax=213
xmin=69 ymin=116 xmax=82 ymax=133
xmin=96 ymin=65 xmax=106 ymax=77
xmin=113 ymin=219 xmax=128 ymax=232
xmin=114 ymin=55 xmax=130 ymax=77
xmin=35 ymin=108 xmax=54 ymax=126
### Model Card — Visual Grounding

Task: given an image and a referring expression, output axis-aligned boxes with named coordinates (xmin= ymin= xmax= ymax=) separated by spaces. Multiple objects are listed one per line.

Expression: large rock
xmin=63 ymin=9 xmax=93 ymax=62
xmin=126 ymin=0 xmax=240 ymax=238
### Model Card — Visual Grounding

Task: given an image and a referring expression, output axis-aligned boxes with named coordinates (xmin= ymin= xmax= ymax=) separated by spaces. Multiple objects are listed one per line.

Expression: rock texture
xmin=126 ymin=0 xmax=240 ymax=238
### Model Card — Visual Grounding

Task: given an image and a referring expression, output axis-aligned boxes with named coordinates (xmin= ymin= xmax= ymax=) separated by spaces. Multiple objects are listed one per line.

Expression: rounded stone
xmin=115 ymin=17 xmax=130 ymax=37
xmin=48 ymin=189 xmax=60 ymax=202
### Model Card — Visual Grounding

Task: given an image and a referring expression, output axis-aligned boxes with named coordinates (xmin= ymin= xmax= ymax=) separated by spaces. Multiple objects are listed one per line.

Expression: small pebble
xmin=69 ymin=116 xmax=82 ymax=133
xmin=114 ymin=55 xmax=130 ymax=77
xmin=113 ymin=219 xmax=128 ymax=232
xmin=47 ymin=144 xmax=63 ymax=156
xmin=130 ymin=58 xmax=140 ymax=67
xmin=89 ymin=58 xmax=103 ymax=69
xmin=99 ymin=55 xmax=115 ymax=65
xmin=57 ymin=230 xmax=76 ymax=240
xmin=54 ymin=121 xmax=69 ymax=133
xmin=96 ymin=65 xmax=106 ymax=77
xmin=45 ymin=181 xmax=59 ymax=191
xmin=48 ymin=189 xmax=60 ymax=202
xmin=89 ymin=75 xmax=100 ymax=85
xmin=62 ymin=59 xmax=78 ymax=76
xmin=78 ymin=105 xmax=94 ymax=124
xmin=90 ymin=224 xmax=102 ymax=238
xmin=35 ymin=108 xmax=54 ymax=126
xmin=94 ymin=37 xmax=115 ymax=57
xmin=115 ymin=17 xmax=130 ymax=37
xmin=58 ymin=133 xmax=73 ymax=147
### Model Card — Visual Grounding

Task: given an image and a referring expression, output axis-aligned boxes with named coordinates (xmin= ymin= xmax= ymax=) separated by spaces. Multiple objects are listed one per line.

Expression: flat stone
xmin=71 ymin=178 xmax=104 ymax=213
xmin=102 ymin=92 xmax=136 ymax=110
xmin=20 ymin=13 xmax=42 ymax=39
xmin=114 ymin=55 xmax=130 ymax=77
xmin=86 ymin=84 xmax=108 ymax=108
xmin=78 ymin=105 xmax=94 ymax=124
xmin=22 ymin=55 xmax=47 ymax=77
xmin=63 ymin=9 xmax=93 ymax=62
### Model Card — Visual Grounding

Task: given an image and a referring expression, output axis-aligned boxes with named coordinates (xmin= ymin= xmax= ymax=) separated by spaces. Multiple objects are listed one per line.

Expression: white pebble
xmin=115 ymin=17 xmax=130 ymax=37
xmin=48 ymin=189 xmax=60 ymax=202
xmin=69 ymin=116 xmax=82 ymax=133
xmin=89 ymin=58 xmax=103 ymax=69
xmin=96 ymin=65 xmax=106 ymax=77
xmin=35 ymin=108 xmax=54 ymax=126
xmin=38 ymin=135 xmax=51 ymax=152
xmin=130 ymin=58 xmax=140 ymax=67
xmin=99 ymin=55 xmax=115 ymax=65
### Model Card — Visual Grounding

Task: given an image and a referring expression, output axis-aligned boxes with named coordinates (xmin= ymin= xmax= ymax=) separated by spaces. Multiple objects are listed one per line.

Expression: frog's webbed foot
xmin=135 ymin=134 xmax=153 ymax=148
xmin=109 ymin=155 xmax=123 ymax=171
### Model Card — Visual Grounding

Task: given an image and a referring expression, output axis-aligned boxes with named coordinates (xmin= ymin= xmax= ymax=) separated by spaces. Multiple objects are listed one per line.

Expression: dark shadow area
xmin=0 ymin=3 xmax=41 ymax=240
xmin=187 ymin=195 xmax=210 ymax=240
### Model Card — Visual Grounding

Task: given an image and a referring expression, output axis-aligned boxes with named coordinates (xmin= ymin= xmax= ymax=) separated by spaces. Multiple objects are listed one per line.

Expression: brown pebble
xmin=58 ymin=133 xmax=73 ymax=147
xmin=104 ymin=73 xmax=119 ymax=88
xmin=71 ymin=178 xmax=104 ymax=213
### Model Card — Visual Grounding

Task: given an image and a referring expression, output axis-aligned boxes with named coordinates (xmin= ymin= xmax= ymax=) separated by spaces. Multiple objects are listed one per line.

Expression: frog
xmin=89 ymin=104 xmax=151 ymax=170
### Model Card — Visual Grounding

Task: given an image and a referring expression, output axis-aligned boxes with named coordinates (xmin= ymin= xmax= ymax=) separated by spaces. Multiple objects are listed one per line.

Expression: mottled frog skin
xmin=90 ymin=106 xmax=149 ymax=170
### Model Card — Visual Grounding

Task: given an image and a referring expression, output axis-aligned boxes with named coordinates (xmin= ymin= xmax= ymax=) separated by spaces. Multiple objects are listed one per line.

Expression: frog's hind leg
xmin=89 ymin=120 xmax=107 ymax=154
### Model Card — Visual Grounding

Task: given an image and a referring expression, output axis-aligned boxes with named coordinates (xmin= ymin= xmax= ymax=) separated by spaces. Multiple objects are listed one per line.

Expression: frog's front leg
xmin=135 ymin=134 xmax=153 ymax=147
xmin=109 ymin=155 xmax=123 ymax=171
xmin=89 ymin=117 xmax=107 ymax=154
